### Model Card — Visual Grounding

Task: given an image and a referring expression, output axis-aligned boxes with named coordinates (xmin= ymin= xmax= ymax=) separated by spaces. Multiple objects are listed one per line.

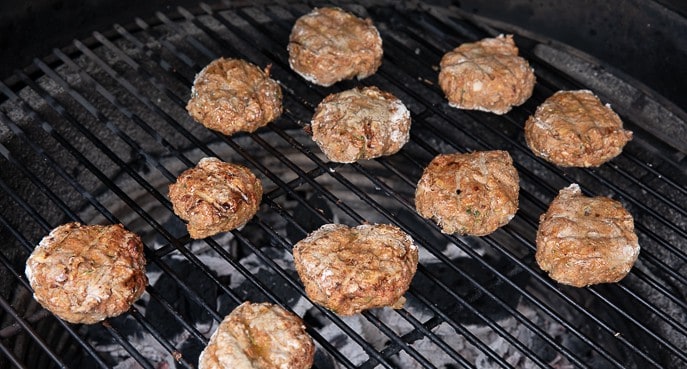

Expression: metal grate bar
xmin=100 ymin=320 xmax=156 ymax=369
xmin=224 ymin=6 xmax=630 ymax=368
xmin=282 ymin=5 xmax=684 ymax=366
xmin=382 ymin=2 xmax=687 ymax=316
xmin=9 ymin=67 xmax=237 ymax=324
xmin=177 ymin=5 xmax=676 ymax=366
xmin=228 ymin=217 xmax=379 ymax=369
xmin=0 ymin=125 xmax=195 ymax=369
xmin=4 ymin=69 xmax=296 ymax=368
xmin=250 ymin=153 xmax=510 ymax=368
xmin=204 ymin=11 xmax=592 ymax=369
xmin=87 ymin=26 xmax=353 ymax=234
xmin=0 ymin=340 xmax=26 ymax=369
xmin=187 ymin=9 xmax=557 ymax=367
xmin=391 ymin=10 xmax=687 ymax=257
xmin=28 ymin=48 xmax=336 ymax=344
xmin=127 ymin=307 xmax=194 ymax=368
xmin=0 ymin=295 xmax=66 ymax=368
xmin=403 ymin=8 xmax=687 ymax=220
xmin=77 ymin=15 xmax=406 ymax=366
xmin=119 ymin=11 xmax=516 ymax=366
xmin=0 ymin=72 xmax=243 ymax=367
xmin=376 ymin=58 xmax=681 ymax=366
xmin=0 ymin=212 xmax=110 ymax=368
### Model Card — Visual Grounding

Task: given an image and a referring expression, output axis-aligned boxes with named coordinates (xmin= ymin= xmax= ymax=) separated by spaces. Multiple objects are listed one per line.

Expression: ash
xmin=77 ymin=140 xmax=575 ymax=368
xmin=86 ymin=235 xmax=573 ymax=369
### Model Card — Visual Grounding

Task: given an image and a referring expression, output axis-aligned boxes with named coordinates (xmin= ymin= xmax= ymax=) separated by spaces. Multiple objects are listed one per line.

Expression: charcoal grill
xmin=1 ymin=1 xmax=686 ymax=368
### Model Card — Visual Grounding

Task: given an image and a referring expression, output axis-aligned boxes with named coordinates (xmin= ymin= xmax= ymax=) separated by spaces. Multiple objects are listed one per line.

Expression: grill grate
xmin=1 ymin=2 xmax=686 ymax=368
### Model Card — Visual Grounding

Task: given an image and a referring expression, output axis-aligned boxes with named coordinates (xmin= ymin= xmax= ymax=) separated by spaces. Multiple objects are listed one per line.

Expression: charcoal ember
xmin=146 ymin=259 xmax=216 ymax=338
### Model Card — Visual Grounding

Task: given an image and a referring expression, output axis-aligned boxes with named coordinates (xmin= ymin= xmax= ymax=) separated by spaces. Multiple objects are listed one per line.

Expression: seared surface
xmin=288 ymin=7 xmax=383 ymax=86
xmin=24 ymin=222 xmax=147 ymax=324
xmin=310 ymin=86 xmax=411 ymax=163
xmin=439 ymin=34 xmax=535 ymax=114
xmin=293 ymin=224 xmax=418 ymax=316
xmin=415 ymin=150 xmax=519 ymax=236
xmin=199 ymin=302 xmax=315 ymax=369
xmin=168 ymin=157 xmax=263 ymax=239
xmin=536 ymin=184 xmax=640 ymax=287
xmin=524 ymin=90 xmax=633 ymax=167
xmin=186 ymin=58 xmax=282 ymax=136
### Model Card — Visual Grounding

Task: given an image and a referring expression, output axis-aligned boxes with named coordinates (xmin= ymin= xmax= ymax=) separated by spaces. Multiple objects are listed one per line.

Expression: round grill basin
xmin=0 ymin=2 xmax=685 ymax=368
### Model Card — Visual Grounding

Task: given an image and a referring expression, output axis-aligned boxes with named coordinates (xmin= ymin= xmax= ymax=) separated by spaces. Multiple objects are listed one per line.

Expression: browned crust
xmin=24 ymin=222 xmax=147 ymax=324
xmin=186 ymin=58 xmax=282 ymax=136
xmin=415 ymin=150 xmax=519 ymax=236
xmin=310 ymin=86 xmax=411 ymax=163
xmin=168 ymin=157 xmax=263 ymax=239
xmin=288 ymin=7 xmax=383 ymax=86
xmin=293 ymin=224 xmax=418 ymax=316
xmin=524 ymin=90 xmax=633 ymax=167
xmin=199 ymin=302 xmax=315 ymax=369
xmin=535 ymin=184 xmax=640 ymax=287
xmin=438 ymin=34 xmax=535 ymax=114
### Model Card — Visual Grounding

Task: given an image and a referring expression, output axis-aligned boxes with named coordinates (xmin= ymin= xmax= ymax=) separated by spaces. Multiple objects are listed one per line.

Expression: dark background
xmin=1 ymin=0 xmax=686 ymax=109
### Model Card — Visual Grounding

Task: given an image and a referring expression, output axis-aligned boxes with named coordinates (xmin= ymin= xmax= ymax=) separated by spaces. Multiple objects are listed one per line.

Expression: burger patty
xmin=288 ymin=7 xmax=383 ymax=86
xmin=310 ymin=86 xmax=411 ymax=163
xmin=524 ymin=90 xmax=633 ymax=167
xmin=24 ymin=222 xmax=147 ymax=324
xmin=293 ymin=223 xmax=418 ymax=316
xmin=535 ymin=184 xmax=640 ymax=287
xmin=168 ymin=157 xmax=263 ymax=239
xmin=199 ymin=302 xmax=315 ymax=369
xmin=439 ymin=34 xmax=535 ymax=114
xmin=415 ymin=150 xmax=520 ymax=236
xmin=186 ymin=57 xmax=282 ymax=136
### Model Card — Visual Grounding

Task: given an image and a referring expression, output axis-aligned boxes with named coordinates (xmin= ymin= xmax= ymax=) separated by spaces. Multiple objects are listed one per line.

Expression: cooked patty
xmin=168 ymin=157 xmax=263 ymax=239
xmin=415 ymin=150 xmax=519 ymax=236
xmin=186 ymin=58 xmax=282 ymax=136
xmin=288 ymin=7 xmax=383 ymax=86
xmin=310 ymin=86 xmax=411 ymax=163
xmin=438 ymin=34 xmax=535 ymax=114
xmin=535 ymin=184 xmax=640 ymax=287
xmin=293 ymin=223 xmax=418 ymax=316
xmin=199 ymin=302 xmax=315 ymax=369
xmin=24 ymin=222 xmax=147 ymax=324
xmin=524 ymin=90 xmax=633 ymax=167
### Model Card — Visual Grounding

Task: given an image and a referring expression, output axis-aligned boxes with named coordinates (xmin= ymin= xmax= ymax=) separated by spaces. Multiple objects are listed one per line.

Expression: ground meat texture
xmin=310 ymin=86 xmax=411 ymax=163
xmin=186 ymin=58 xmax=282 ymax=136
xmin=293 ymin=224 xmax=418 ymax=316
xmin=415 ymin=150 xmax=519 ymax=236
xmin=524 ymin=90 xmax=633 ymax=167
xmin=199 ymin=302 xmax=315 ymax=369
xmin=535 ymin=184 xmax=640 ymax=287
xmin=168 ymin=157 xmax=263 ymax=239
xmin=288 ymin=7 xmax=383 ymax=86
xmin=438 ymin=34 xmax=535 ymax=114
xmin=24 ymin=223 xmax=147 ymax=324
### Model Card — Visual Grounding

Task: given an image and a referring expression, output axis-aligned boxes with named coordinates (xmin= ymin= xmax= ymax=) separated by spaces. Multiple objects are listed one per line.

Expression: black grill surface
xmin=1 ymin=2 xmax=686 ymax=369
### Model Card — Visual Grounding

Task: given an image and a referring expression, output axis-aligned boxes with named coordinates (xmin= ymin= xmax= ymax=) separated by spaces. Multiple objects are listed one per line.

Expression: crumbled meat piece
xmin=288 ymin=7 xmax=383 ymax=86
xmin=186 ymin=58 xmax=282 ymax=136
xmin=25 ymin=222 xmax=147 ymax=324
xmin=439 ymin=34 xmax=535 ymax=114
xmin=536 ymin=184 xmax=640 ymax=287
xmin=310 ymin=86 xmax=411 ymax=163
xmin=169 ymin=157 xmax=262 ymax=239
xmin=415 ymin=150 xmax=520 ymax=236
xmin=524 ymin=89 xmax=633 ymax=167
xmin=293 ymin=223 xmax=418 ymax=315
xmin=199 ymin=302 xmax=315 ymax=369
